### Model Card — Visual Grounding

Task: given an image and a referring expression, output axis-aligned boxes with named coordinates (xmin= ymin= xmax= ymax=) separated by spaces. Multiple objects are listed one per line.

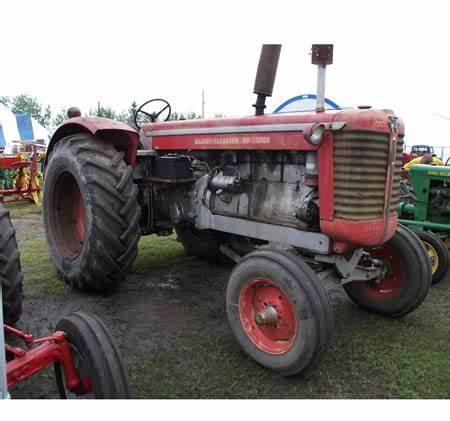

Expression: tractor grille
xmin=333 ymin=130 xmax=404 ymax=220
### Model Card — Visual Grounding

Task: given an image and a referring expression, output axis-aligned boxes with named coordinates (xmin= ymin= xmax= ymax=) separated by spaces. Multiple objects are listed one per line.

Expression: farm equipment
xmin=42 ymin=44 xmax=432 ymax=376
xmin=398 ymin=164 xmax=450 ymax=284
xmin=0 ymin=199 xmax=130 ymax=398
xmin=0 ymin=143 xmax=45 ymax=205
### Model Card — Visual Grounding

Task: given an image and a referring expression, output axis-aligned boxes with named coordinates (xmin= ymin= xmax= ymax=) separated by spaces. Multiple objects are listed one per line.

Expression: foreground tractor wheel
xmin=344 ymin=225 xmax=431 ymax=317
xmin=54 ymin=312 xmax=130 ymax=399
xmin=175 ymin=224 xmax=223 ymax=261
xmin=0 ymin=200 xmax=23 ymax=324
xmin=43 ymin=134 xmax=141 ymax=291
xmin=414 ymin=230 xmax=448 ymax=285
xmin=226 ymin=249 xmax=334 ymax=376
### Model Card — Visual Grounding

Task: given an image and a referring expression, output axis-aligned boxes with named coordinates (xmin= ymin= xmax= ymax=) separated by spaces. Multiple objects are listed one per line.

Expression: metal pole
xmin=0 ymin=286 xmax=9 ymax=399
xmin=202 ymin=89 xmax=205 ymax=119
xmin=316 ymin=64 xmax=326 ymax=113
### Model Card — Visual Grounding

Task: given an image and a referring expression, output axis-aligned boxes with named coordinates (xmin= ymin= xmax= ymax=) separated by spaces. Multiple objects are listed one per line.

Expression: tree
xmin=51 ymin=109 xmax=67 ymax=130
xmin=0 ymin=94 xmax=52 ymax=128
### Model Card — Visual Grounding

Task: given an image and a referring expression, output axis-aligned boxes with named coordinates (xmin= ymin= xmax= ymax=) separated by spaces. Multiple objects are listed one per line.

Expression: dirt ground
xmin=6 ymin=202 xmax=450 ymax=399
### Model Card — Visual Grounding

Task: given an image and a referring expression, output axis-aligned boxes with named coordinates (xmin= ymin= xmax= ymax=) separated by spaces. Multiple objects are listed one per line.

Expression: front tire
xmin=43 ymin=134 xmax=141 ymax=291
xmin=54 ymin=312 xmax=130 ymax=399
xmin=413 ymin=229 xmax=448 ymax=285
xmin=226 ymin=249 xmax=334 ymax=376
xmin=344 ymin=225 xmax=431 ymax=317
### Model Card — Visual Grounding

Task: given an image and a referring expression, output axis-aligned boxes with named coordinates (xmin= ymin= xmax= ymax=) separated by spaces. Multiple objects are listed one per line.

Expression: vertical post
xmin=311 ymin=44 xmax=333 ymax=113
xmin=0 ymin=286 xmax=9 ymax=399
xmin=316 ymin=64 xmax=326 ymax=113
xmin=202 ymin=89 xmax=205 ymax=119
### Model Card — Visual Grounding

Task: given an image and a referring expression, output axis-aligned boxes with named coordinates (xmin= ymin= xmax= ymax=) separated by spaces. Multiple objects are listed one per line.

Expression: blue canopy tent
xmin=0 ymin=104 xmax=49 ymax=154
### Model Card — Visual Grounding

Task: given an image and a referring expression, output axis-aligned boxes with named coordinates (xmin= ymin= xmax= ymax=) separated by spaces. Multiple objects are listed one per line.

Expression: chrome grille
xmin=333 ymin=131 xmax=403 ymax=220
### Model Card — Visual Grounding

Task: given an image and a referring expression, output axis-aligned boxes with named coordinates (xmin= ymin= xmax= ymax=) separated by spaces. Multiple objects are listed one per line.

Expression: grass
xmin=4 ymin=201 xmax=450 ymax=399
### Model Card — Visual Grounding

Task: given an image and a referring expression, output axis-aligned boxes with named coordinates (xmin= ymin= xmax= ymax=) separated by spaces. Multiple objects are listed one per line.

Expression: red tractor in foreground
xmin=42 ymin=45 xmax=431 ymax=376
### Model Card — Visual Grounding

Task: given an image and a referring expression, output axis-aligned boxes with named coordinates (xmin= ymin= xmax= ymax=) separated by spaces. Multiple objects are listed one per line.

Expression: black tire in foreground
xmin=226 ymin=248 xmax=334 ymax=376
xmin=175 ymin=224 xmax=223 ymax=261
xmin=55 ymin=312 xmax=130 ymax=399
xmin=344 ymin=225 xmax=432 ymax=317
xmin=0 ymin=199 xmax=23 ymax=324
xmin=413 ymin=229 xmax=448 ymax=285
xmin=43 ymin=134 xmax=141 ymax=291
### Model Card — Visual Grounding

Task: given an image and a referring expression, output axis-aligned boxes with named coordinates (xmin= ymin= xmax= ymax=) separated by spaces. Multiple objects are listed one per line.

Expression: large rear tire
xmin=54 ymin=312 xmax=130 ymax=399
xmin=226 ymin=248 xmax=334 ymax=376
xmin=175 ymin=224 xmax=222 ymax=261
xmin=343 ymin=225 xmax=431 ymax=317
xmin=43 ymin=134 xmax=141 ymax=291
xmin=0 ymin=200 xmax=23 ymax=324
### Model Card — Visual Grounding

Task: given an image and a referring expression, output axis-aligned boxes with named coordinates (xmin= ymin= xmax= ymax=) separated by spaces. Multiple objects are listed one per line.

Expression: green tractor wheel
xmin=414 ymin=230 xmax=449 ymax=285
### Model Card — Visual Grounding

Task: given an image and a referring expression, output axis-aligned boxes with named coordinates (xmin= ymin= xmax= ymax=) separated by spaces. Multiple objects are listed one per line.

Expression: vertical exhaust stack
xmin=253 ymin=44 xmax=281 ymax=116
xmin=311 ymin=44 xmax=333 ymax=113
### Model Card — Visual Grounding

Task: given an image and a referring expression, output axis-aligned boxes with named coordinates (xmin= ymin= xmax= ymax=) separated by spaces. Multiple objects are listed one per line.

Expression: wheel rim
xmin=423 ymin=241 xmax=439 ymax=274
xmin=444 ymin=237 xmax=450 ymax=259
xmin=359 ymin=245 xmax=406 ymax=299
xmin=49 ymin=171 xmax=86 ymax=260
xmin=239 ymin=278 xmax=297 ymax=355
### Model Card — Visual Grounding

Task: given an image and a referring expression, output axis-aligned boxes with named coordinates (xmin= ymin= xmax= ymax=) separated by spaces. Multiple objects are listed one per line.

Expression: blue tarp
xmin=15 ymin=113 xmax=34 ymax=141
xmin=0 ymin=124 xmax=5 ymax=148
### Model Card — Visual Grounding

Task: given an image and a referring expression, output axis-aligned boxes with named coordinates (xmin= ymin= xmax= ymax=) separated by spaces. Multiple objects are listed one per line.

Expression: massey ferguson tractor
xmin=42 ymin=45 xmax=432 ymax=376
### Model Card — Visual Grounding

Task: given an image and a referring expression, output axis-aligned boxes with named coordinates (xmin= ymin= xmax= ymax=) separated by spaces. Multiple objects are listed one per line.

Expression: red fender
xmin=46 ymin=117 xmax=140 ymax=166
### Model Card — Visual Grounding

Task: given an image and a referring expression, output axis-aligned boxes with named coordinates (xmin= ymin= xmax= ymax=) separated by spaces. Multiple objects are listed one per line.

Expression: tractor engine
xmin=146 ymin=150 xmax=319 ymax=232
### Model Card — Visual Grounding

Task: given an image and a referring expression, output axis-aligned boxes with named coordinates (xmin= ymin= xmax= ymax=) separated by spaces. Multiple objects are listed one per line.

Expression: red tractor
xmin=42 ymin=45 xmax=431 ymax=376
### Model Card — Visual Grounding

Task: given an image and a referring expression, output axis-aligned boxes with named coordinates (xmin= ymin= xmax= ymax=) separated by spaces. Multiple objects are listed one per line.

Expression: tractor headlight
xmin=304 ymin=123 xmax=325 ymax=145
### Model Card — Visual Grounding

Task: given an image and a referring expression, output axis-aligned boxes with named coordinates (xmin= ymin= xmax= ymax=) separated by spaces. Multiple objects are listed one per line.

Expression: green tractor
xmin=398 ymin=164 xmax=450 ymax=284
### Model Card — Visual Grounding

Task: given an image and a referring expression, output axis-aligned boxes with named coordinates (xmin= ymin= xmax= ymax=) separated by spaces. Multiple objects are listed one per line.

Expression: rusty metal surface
xmin=333 ymin=130 xmax=404 ymax=220
xmin=253 ymin=44 xmax=281 ymax=97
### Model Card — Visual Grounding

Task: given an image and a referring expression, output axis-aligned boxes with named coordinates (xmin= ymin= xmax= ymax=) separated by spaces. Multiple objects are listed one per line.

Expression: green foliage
xmin=168 ymin=111 xmax=201 ymax=121
xmin=1 ymin=94 xmax=223 ymax=135
xmin=0 ymin=94 xmax=51 ymax=128
xmin=51 ymin=109 xmax=67 ymax=130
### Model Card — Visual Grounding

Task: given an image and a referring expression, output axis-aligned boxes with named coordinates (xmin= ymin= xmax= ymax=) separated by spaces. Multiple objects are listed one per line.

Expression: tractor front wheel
xmin=226 ymin=249 xmax=334 ymax=376
xmin=43 ymin=134 xmax=141 ymax=291
xmin=343 ymin=225 xmax=431 ymax=317
xmin=414 ymin=230 xmax=448 ymax=285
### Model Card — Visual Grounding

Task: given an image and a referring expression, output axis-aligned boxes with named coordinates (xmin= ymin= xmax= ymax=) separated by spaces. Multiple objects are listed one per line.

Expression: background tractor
xmin=0 ymin=198 xmax=130 ymax=399
xmin=398 ymin=164 xmax=450 ymax=284
xmin=42 ymin=44 xmax=432 ymax=376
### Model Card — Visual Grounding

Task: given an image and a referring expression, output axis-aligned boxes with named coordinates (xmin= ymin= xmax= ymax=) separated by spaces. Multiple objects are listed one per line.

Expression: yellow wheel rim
xmin=30 ymin=172 xmax=43 ymax=206
xmin=444 ymin=237 xmax=450 ymax=260
xmin=423 ymin=241 xmax=439 ymax=274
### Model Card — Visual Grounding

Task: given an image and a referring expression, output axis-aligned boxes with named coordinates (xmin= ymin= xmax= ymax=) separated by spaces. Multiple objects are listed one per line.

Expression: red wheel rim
xmin=49 ymin=171 xmax=86 ymax=260
xmin=239 ymin=278 xmax=297 ymax=355
xmin=359 ymin=245 xmax=405 ymax=299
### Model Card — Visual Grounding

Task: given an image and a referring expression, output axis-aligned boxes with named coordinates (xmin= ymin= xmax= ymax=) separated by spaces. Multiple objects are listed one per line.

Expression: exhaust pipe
xmin=311 ymin=44 xmax=333 ymax=113
xmin=253 ymin=44 xmax=281 ymax=116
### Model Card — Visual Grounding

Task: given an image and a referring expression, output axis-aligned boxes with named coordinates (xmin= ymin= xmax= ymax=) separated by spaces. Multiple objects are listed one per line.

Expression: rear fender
xmin=45 ymin=117 xmax=139 ymax=166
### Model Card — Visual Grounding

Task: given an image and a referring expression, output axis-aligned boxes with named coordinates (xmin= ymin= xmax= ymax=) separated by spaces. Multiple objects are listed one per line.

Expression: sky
xmin=0 ymin=0 xmax=449 ymax=148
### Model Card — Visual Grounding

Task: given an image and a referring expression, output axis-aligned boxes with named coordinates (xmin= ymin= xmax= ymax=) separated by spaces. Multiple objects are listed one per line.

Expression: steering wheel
xmin=134 ymin=99 xmax=171 ymax=129
xmin=445 ymin=156 xmax=450 ymax=166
